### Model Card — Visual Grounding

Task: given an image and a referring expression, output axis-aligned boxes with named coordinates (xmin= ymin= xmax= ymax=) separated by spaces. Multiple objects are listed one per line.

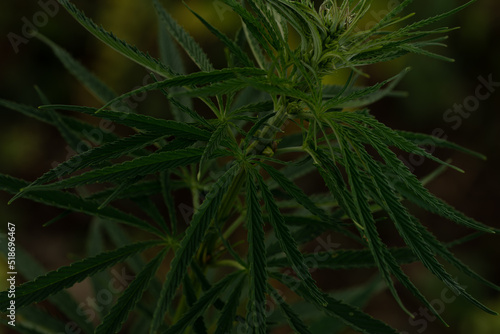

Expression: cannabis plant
xmin=1 ymin=0 xmax=497 ymax=333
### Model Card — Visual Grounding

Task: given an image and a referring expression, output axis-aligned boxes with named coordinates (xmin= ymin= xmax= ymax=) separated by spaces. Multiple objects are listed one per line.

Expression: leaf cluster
xmin=0 ymin=0 xmax=496 ymax=333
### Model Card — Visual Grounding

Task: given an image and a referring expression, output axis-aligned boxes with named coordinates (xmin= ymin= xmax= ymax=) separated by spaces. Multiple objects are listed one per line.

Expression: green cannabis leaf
xmin=0 ymin=0 xmax=496 ymax=333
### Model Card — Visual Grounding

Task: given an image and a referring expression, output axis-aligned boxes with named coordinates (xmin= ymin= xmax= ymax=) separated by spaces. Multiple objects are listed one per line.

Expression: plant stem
xmin=246 ymin=97 xmax=288 ymax=156
xmin=274 ymin=146 xmax=306 ymax=155
xmin=214 ymin=260 xmax=246 ymax=271
xmin=222 ymin=213 xmax=246 ymax=240
xmin=197 ymin=168 xmax=246 ymax=265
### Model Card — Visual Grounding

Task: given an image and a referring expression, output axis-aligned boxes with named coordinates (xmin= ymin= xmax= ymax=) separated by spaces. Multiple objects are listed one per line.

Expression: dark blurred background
xmin=0 ymin=1 xmax=499 ymax=333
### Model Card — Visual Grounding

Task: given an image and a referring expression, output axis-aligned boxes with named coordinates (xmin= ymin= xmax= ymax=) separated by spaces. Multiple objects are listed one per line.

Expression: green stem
xmin=274 ymin=146 xmax=306 ymax=155
xmin=197 ymin=168 xmax=246 ymax=264
xmin=198 ymin=97 xmax=291 ymax=266
xmin=214 ymin=260 xmax=246 ymax=271
xmin=222 ymin=213 xmax=246 ymax=240
xmin=216 ymin=168 xmax=246 ymax=223
xmin=246 ymin=97 xmax=288 ymax=156
xmin=190 ymin=167 xmax=200 ymax=212
xmin=171 ymin=293 xmax=188 ymax=324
